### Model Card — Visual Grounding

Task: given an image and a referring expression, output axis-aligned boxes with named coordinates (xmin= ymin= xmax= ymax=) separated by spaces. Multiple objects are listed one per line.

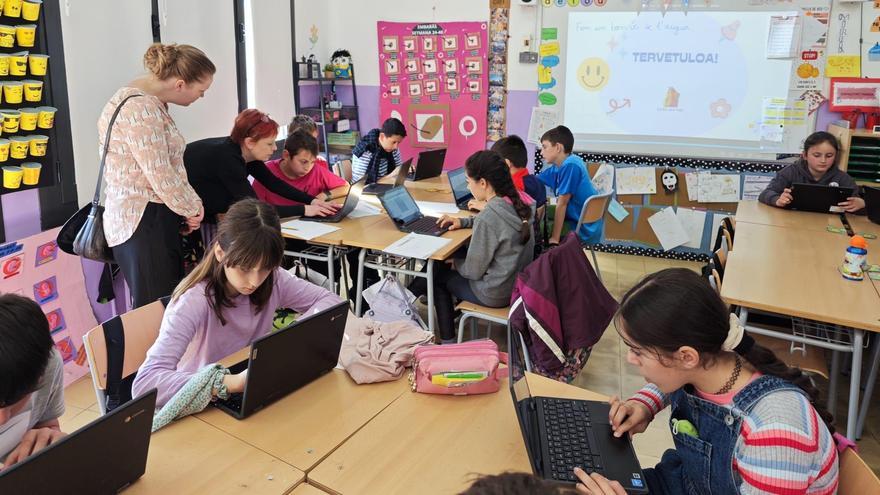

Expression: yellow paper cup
xmin=3 ymin=0 xmax=21 ymax=17
xmin=36 ymin=105 xmax=54 ymax=128
xmin=0 ymin=55 xmax=8 ymax=77
xmin=27 ymin=134 xmax=45 ymax=156
xmin=9 ymin=136 xmax=28 ymax=159
xmin=21 ymin=0 xmax=40 ymax=21
xmin=1 ymin=110 xmax=20 ymax=133
xmin=27 ymin=53 xmax=45 ymax=75
xmin=0 ymin=139 xmax=11 ymax=162
xmin=20 ymin=161 xmax=39 ymax=184
xmin=22 ymin=79 xmax=40 ymax=102
xmin=3 ymin=82 xmax=22 ymax=104
xmin=0 ymin=25 xmax=14 ymax=48
xmin=18 ymin=107 xmax=36 ymax=130
xmin=8 ymin=51 xmax=27 ymax=75
xmin=15 ymin=24 xmax=35 ymax=47
xmin=3 ymin=166 xmax=22 ymax=188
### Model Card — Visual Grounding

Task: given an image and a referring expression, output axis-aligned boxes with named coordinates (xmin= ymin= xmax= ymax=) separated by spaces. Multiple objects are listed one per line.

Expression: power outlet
xmin=519 ymin=51 xmax=539 ymax=64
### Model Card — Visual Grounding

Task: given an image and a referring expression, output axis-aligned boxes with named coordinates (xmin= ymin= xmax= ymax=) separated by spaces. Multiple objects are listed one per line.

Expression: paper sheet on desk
xmin=383 ymin=233 xmax=452 ymax=260
xmin=415 ymin=201 xmax=459 ymax=216
xmin=348 ymin=202 xmax=382 ymax=218
xmin=280 ymin=219 xmax=340 ymax=240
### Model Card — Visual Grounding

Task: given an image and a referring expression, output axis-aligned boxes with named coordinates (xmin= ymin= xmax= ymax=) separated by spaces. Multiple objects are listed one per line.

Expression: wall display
xmin=487 ymin=6 xmax=509 ymax=141
xmin=377 ymin=21 xmax=488 ymax=167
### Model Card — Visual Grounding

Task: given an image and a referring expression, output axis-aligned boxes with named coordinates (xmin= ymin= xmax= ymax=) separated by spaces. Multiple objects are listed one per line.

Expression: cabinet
xmin=293 ymin=62 xmax=360 ymax=164
xmin=828 ymin=123 xmax=880 ymax=185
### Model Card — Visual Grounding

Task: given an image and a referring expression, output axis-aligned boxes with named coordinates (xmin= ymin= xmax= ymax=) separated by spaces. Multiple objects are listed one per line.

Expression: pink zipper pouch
xmin=410 ymin=340 xmax=508 ymax=395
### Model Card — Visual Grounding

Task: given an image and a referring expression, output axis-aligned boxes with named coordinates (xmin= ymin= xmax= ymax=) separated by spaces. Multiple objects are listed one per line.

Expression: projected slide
xmin=564 ymin=12 xmax=793 ymax=143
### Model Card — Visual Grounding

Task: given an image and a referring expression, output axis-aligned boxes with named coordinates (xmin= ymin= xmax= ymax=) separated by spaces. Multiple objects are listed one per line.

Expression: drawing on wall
xmin=409 ymin=103 xmax=450 ymax=147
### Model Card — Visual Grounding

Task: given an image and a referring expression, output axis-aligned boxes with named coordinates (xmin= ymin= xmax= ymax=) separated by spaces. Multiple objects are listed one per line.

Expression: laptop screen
xmin=381 ymin=186 xmax=422 ymax=224
xmin=508 ymin=324 xmax=532 ymax=403
xmin=448 ymin=167 xmax=473 ymax=203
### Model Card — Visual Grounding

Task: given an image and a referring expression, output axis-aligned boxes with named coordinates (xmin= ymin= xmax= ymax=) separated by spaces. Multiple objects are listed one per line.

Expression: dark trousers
xmin=112 ymin=202 xmax=183 ymax=309
xmin=410 ymin=261 xmax=485 ymax=341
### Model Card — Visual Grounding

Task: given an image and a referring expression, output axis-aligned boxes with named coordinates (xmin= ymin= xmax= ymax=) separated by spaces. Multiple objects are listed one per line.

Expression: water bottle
xmin=841 ymin=235 xmax=868 ymax=280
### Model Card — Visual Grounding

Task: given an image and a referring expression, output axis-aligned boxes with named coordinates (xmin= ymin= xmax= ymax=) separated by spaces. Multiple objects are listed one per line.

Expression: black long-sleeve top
xmin=184 ymin=137 xmax=315 ymax=220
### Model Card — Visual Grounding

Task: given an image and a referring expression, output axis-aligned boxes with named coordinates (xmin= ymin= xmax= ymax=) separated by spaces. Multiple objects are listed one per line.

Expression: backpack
xmin=362 ymin=274 xmax=426 ymax=328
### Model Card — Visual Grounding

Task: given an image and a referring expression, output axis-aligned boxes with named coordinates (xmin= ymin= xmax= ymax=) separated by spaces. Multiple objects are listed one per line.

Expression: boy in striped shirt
xmin=351 ymin=117 xmax=406 ymax=183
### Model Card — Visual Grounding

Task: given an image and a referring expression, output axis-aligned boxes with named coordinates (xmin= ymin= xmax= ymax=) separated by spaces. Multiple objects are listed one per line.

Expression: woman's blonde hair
xmin=143 ymin=43 xmax=216 ymax=83
xmin=172 ymin=199 xmax=284 ymax=325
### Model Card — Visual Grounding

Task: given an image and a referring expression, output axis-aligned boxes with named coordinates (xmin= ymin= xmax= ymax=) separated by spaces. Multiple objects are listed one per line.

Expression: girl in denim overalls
xmin=575 ymin=269 xmax=839 ymax=495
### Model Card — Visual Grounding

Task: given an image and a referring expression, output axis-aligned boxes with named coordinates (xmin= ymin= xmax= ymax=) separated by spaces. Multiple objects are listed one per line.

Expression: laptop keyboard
xmin=216 ymin=392 xmax=243 ymax=413
xmin=541 ymin=397 xmax=604 ymax=482
xmin=406 ymin=216 xmax=446 ymax=235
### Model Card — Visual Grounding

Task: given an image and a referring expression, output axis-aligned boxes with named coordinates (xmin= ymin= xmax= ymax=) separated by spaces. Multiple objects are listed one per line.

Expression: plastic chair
xmin=456 ymin=301 xmax=510 ymax=343
xmin=574 ymin=191 xmax=613 ymax=281
xmin=839 ymin=448 xmax=880 ymax=494
xmin=82 ymin=296 xmax=170 ymax=415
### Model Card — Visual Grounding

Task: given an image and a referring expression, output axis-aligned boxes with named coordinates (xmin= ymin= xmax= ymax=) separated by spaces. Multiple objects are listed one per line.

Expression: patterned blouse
xmin=98 ymin=87 xmax=202 ymax=247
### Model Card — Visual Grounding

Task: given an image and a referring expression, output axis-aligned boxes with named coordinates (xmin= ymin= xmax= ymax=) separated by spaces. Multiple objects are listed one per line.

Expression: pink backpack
xmin=409 ymin=340 xmax=508 ymax=395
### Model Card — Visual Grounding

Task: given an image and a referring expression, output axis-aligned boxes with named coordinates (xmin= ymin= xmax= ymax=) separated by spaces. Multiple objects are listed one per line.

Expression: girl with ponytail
xmin=410 ymin=150 xmax=534 ymax=344
xmin=574 ymin=268 xmax=838 ymax=495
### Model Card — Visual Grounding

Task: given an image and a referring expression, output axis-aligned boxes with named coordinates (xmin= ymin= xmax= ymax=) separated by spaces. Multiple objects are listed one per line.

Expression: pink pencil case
xmin=409 ymin=340 xmax=508 ymax=395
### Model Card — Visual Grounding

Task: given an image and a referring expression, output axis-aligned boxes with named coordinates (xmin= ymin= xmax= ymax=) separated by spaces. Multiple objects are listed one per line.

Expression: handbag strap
xmin=93 ymin=94 xmax=142 ymax=206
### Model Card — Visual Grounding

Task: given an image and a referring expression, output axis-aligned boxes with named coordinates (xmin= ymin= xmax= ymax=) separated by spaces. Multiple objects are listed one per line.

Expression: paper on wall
xmin=766 ymin=13 xmax=800 ymax=59
xmin=684 ymin=172 xmax=700 ymax=201
xmin=648 ymin=207 xmax=690 ymax=251
xmin=698 ymin=173 xmax=741 ymax=203
xmin=608 ymin=198 xmax=629 ymax=222
xmin=742 ymin=175 xmax=773 ymax=201
xmin=383 ymin=233 xmax=452 ymax=260
xmin=591 ymin=162 xmax=614 ymax=194
xmin=615 ymin=167 xmax=656 ymax=195
xmin=527 ymin=107 xmax=560 ymax=145
xmin=675 ymin=208 xmax=707 ymax=249
xmin=710 ymin=213 xmax=726 ymax=247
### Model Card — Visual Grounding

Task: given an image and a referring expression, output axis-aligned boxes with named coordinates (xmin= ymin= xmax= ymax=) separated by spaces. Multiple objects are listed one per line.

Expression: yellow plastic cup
xmin=21 ymin=0 xmax=40 ymax=21
xmin=36 ymin=105 xmax=53 ymax=128
xmin=3 ymin=81 xmax=22 ymax=104
xmin=27 ymin=134 xmax=45 ymax=156
xmin=0 ymin=139 xmax=10 ymax=162
xmin=27 ymin=53 xmax=45 ymax=75
xmin=15 ymin=24 xmax=35 ymax=48
xmin=22 ymin=79 xmax=40 ymax=102
xmin=8 ymin=51 xmax=27 ymax=75
xmin=2 ymin=110 xmax=20 ymax=133
xmin=3 ymin=166 xmax=22 ymax=188
xmin=0 ymin=55 xmax=9 ymax=77
xmin=18 ymin=107 xmax=36 ymax=130
xmin=9 ymin=136 xmax=28 ymax=159
xmin=3 ymin=0 xmax=21 ymax=17
xmin=20 ymin=161 xmax=39 ymax=184
xmin=0 ymin=25 xmax=14 ymax=48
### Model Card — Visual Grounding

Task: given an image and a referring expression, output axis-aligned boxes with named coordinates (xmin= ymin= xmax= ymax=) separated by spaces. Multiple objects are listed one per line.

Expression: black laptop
xmin=448 ymin=166 xmax=475 ymax=211
xmin=409 ymin=148 xmax=446 ymax=181
xmin=508 ymin=326 xmax=647 ymax=492
xmin=212 ymin=301 xmax=349 ymax=419
xmin=363 ymin=158 xmax=412 ymax=195
xmin=300 ymin=180 xmax=365 ymax=223
xmin=789 ymin=183 xmax=855 ymax=214
xmin=0 ymin=389 xmax=156 ymax=493
xmin=865 ymin=186 xmax=880 ymax=224
xmin=377 ymin=186 xmax=449 ymax=237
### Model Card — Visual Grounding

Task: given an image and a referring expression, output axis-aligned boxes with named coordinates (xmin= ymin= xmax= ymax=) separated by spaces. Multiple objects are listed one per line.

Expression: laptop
xmin=508 ymin=326 xmax=647 ymax=492
xmin=300 ymin=180 xmax=365 ymax=223
xmin=448 ymin=166 xmax=475 ymax=211
xmin=212 ymin=301 xmax=349 ymax=419
xmin=377 ymin=186 xmax=449 ymax=237
xmin=363 ymin=158 xmax=412 ymax=195
xmin=0 ymin=390 xmax=156 ymax=493
xmin=409 ymin=148 xmax=446 ymax=181
xmin=865 ymin=186 xmax=880 ymax=225
xmin=789 ymin=183 xmax=855 ymax=214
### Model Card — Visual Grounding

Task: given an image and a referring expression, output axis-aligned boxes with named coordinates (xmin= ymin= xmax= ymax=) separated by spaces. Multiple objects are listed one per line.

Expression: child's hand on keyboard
xmin=608 ymin=396 xmax=651 ymax=438
xmin=223 ymin=370 xmax=248 ymax=394
xmin=437 ymin=215 xmax=461 ymax=230
xmin=573 ymin=468 xmax=626 ymax=494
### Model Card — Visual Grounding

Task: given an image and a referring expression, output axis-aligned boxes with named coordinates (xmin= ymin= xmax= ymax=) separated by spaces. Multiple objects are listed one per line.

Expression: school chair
xmin=838 ymin=447 xmax=880 ymax=494
xmin=82 ymin=296 xmax=170 ymax=415
xmin=334 ymin=159 xmax=353 ymax=183
xmin=575 ymin=190 xmax=613 ymax=282
xmin=456 ymin=301 xmax=510 ymax=343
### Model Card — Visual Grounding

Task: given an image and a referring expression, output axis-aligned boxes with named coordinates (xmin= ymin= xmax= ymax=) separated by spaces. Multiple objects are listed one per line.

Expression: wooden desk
xmin=196 ymin=370 xmax=410 ymax=473
xmin=308 ymin=373 xmax=607 ymax=495
xmin=128 ymin=416 xmax=304 ymax=494
xmin=734 ymin=201 xmax=846 ymax=232
xmin=847 ymin=214 xmax=880 ymax=240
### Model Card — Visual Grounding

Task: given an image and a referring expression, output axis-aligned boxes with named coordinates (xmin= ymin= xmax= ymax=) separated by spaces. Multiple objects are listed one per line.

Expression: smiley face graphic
xmin=577 ymin=58 xmax=610 ymax=92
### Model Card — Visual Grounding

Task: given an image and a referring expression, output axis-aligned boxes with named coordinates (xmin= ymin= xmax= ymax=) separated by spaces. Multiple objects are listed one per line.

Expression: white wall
xmin=251 ymin=0 xmax=295 ymax=124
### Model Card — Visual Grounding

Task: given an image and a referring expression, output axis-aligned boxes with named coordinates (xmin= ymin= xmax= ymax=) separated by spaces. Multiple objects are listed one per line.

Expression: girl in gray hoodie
xmin=411 ymin=150 xmax=534 ymax=343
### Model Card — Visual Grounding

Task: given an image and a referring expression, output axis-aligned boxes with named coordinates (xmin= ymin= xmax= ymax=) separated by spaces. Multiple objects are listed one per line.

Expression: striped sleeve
xmin=351 ymin=150 xmax=373 ymax=182
xmin=628 ymin=383 xmax=669 ymax=417
xmin=735 ymin=391 xmax=838 ymax=495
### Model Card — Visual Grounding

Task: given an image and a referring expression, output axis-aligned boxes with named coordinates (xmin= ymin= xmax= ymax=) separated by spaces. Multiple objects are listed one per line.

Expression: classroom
xmin=1 ymin=0 xmax=880 ymax=493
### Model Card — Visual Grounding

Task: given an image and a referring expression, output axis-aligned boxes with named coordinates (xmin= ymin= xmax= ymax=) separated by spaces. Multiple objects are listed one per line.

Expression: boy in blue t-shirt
xmin=537 ymin=125 xmax=601 ymax=245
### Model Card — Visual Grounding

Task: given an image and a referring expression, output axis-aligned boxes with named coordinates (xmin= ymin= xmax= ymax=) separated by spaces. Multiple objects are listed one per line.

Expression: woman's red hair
xmin=230 ymin=108 xmax=279 ymax=144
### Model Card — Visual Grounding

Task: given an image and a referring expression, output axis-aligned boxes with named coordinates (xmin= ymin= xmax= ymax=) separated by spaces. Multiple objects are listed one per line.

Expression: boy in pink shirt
xmin=253 ymin=129 xmax=349 ymax=206
xmin=288 ymin=114 xmax=330 ymax=170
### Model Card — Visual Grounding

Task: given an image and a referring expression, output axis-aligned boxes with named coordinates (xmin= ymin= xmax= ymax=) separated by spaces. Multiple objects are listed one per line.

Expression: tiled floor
xmin=59 ymin=252 xmax=880 ymax=476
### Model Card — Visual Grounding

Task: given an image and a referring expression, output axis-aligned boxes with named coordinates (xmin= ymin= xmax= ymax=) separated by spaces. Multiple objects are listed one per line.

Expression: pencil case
xmin=409 ymin=340 xmax=508 ymax=395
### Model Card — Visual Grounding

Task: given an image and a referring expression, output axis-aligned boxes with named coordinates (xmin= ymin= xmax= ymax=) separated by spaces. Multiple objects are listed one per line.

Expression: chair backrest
xmin=82 ymin=297 xmax=169 ymax=414
xmin=576 ymin=191 xmax=613 ymax=232
xmin=839 ymin=447 xmax=880 ymax=493
xmin=335 ymin=159 xmax=353 ymax=183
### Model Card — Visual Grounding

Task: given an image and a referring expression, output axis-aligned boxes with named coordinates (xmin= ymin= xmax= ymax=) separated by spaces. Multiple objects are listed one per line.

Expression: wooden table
xmin=128 ymin=416 xmax=304 ymax=494
xmin=734 ymin=201 xmax=847 ymax=233
xmin=308 ymin=373 xmax=607 ymax=494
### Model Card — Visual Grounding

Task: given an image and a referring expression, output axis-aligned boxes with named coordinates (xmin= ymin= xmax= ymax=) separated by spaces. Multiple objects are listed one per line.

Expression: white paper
xmin=648 ymin=207 xmax=690 ymax=251
xmin=615 ymin=167 xmax=657 ymax=195
xmin=591 ymin=162 xmax=615 ymax=194
xmin=675 ymin=208 xmax=707 ymax=249
xmin=347 ymin=202 xmax=382 ymax=218
xmin=383 ymin=233 xmax=452 ymax=260
xmin=767 ymin=14 xmax=800 ymax=59
xmin=527 ymin=107 xmax=560 ymax=145
xmin=684 ymin=172 xmax=700 ymax=201
xmin=415 ymin=201 xmax=459 ymax=216
xmin=280 ymin=219 xmax=340 ymax=240
xmin=742 ymin=175 xmax=773 ymax=201
xmin=698 ymin=173 xmax=740 ymax=203
xmin=710 ymin=213 xmax=725 ymax=247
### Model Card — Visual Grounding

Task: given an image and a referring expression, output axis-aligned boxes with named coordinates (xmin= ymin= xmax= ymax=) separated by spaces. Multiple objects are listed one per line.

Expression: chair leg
xmin=856 ymin=338 xmax=880 ymax=438
xmin=458 ymin=313 xmax=470 ymax=343
xmin=590 ymin=246 xmax=602 ymax=282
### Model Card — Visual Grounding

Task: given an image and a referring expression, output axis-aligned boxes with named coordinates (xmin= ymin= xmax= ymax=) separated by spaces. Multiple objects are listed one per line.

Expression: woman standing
xmin=100 ymin=43 xmax=213 ymax=308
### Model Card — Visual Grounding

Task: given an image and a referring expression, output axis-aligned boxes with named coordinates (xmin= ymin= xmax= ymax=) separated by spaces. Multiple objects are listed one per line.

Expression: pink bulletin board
xmin=378 ymin=21 xmax=488 ymax=169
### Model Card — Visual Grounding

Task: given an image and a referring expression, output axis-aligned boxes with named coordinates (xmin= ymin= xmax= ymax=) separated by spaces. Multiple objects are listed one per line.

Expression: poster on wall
xmin=377 ymin=21 xmax=488 ymax=168
xmin=0 ymin=228 xmax=97 ymax=386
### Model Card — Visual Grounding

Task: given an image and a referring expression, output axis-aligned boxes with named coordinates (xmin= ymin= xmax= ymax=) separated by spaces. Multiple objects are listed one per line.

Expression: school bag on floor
xmin=362 ymin=274 xmax=426 ymax=328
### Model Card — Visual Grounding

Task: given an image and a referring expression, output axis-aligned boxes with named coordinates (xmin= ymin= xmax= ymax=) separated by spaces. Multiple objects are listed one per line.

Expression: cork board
xmin=633 ymin=207 xmax=661 ymax=248
xmin=604 ymin=206 xmax=635 ymax=241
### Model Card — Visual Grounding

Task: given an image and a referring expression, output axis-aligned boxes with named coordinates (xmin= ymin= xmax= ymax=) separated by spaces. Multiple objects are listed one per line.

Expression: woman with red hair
xmin=184 ymin=108 xmax=338 ymax=223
